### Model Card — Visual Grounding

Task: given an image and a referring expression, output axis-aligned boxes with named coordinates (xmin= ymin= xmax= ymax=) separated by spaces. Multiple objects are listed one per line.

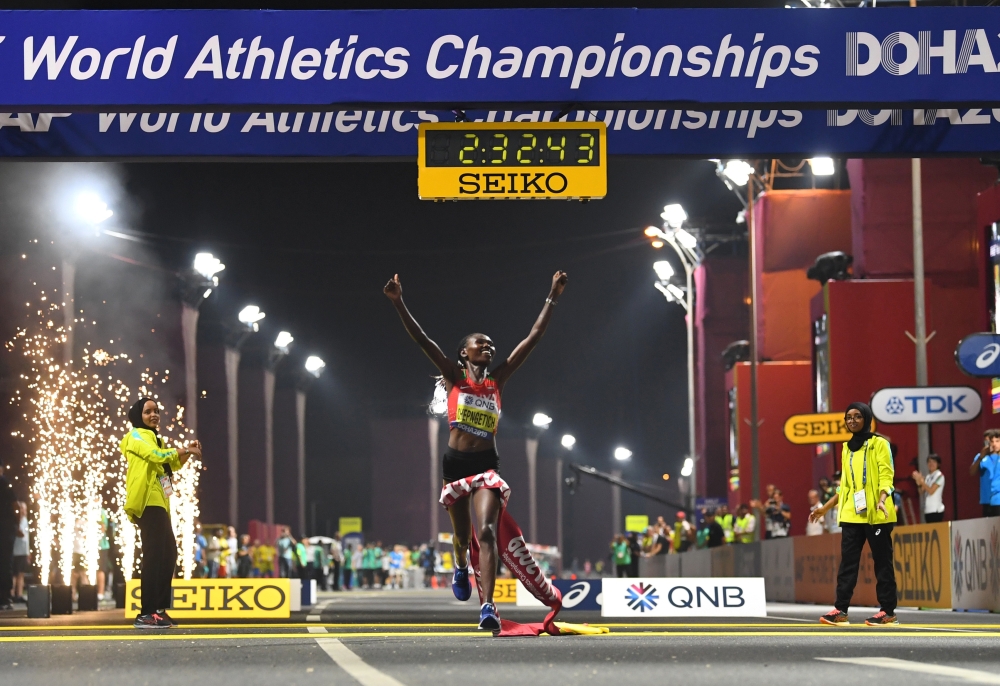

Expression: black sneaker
xmin=158 ymin=611 xmax=179 ymax=627
xmin=819 ymin=608 xmax=850 ymax=626
xmin=865 ymin=610 xmax=899 ymax=626
xmin=134 ymin=613 xmax=169 ymax=629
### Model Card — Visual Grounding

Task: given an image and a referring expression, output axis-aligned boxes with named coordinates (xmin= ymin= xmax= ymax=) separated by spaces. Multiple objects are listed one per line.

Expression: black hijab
xmin=128 ymin=397 xmax=164 ymax=449
xmin=845 ymin=402 xmax=874 ymax=452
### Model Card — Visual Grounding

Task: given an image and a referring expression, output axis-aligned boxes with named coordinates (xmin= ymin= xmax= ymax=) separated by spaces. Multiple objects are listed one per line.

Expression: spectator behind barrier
xmin=806 ymin=490 xmax=825 ymax=536
xmin=913 ymin=453 xmax=946 ymax=523
xmin=971 ymin=428 xmax=1000 ymax=518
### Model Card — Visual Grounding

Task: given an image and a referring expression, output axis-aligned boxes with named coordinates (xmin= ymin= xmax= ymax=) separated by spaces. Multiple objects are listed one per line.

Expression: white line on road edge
xmin=307 ymin=600 xmax=333 ymax=622
xmin=817 ymin=657 xmax=1000 ymax=684
xmin=315 ymin=638 xmax=407 ymax=686
xmin=307 ymin=627 xmax=329 ymax=634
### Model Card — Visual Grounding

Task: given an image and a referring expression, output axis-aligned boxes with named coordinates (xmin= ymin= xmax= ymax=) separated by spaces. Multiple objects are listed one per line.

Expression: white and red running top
xmin=448 ymin=371 xmax=502 ymax=439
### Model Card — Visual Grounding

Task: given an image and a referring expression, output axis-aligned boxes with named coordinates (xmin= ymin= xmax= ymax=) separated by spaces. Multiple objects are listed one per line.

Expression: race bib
xmin=159 ymin=474 xmax=174 ymax=498
xmin=455 ymin=392 xmax=500 ymax=435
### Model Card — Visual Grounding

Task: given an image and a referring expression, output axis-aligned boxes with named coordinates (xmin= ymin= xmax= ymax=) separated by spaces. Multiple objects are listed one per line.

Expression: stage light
xmin=532 ymin=413 xmax=553 ymax=428
xmin=274 ymin=331 xmax=294 ymax=353
xmin=660 ymin=203 xmax=688 ymax=230
xmin=809 ymin=157 xmax=835 ymax=176
xmin=305 ymin=355 xmax=326 ymax=378
xmin=653 ymin=260 xmax=675 ymax=282
xmin=74 ymin=192 xmax=113 ymax=225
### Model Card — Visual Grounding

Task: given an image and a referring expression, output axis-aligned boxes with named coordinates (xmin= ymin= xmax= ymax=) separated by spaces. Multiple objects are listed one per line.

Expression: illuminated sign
xmin=871 ymin=386 xmax=982 ymax=424
xmin=125 ymin=579 xmax=291 ymax=618
xmin=782 ymin=412 xmax=873 ymax=445
xmin=417 ymin=122 xmax=606 ymax=200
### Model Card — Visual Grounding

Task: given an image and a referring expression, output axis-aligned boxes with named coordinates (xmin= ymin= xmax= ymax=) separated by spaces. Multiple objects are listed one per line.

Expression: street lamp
xmin=223 ymin=305 xmax=264 ymax=528
xmin=305 ymin=355 xmax=326 ymax=378
xmin=180 ymin=252 xmax=226 ymax=433
xmin=293 ymin=354 xmax=325 ymax=537
xmin=238 ymin=305 xmax=265 ymax=332
xmin=808 ymin=157 xmax=835 ymax=176
xmin=527 ymin=412 xmax=551 ymax=543
xmin=532 ymin=412 xmax=553 ymax=428
xmin=560 ymin=434 xmax=576 ymax=449
xmin=74 ymin=192 xmax=114 ymax=226
xmin=646 ymin=206 xmax=702 ymax=515
xmin=274 ymin=331 xmax=294 ymax=355
xmin=614 ymin=447 xmax=632 ymax=461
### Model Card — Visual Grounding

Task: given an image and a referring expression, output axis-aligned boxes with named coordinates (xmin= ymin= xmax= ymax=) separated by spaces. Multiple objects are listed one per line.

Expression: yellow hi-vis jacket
xmin=837 ymin=435 xmax=897 ymax=525
xmin=120 ymin=427 xmax=181 ymax=522
xmin=719 ymin=513 xmax=734 ymax=543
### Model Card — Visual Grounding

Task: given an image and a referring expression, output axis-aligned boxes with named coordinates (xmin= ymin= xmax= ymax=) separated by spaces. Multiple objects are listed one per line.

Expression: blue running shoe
xmin=478 ymin=602 xmax=500 ymax=631
xmin=452 ymin=566 xmax=471 ymax=601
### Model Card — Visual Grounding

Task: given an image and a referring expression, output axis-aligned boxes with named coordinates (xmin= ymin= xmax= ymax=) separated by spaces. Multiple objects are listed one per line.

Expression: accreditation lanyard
xmin=849 ymin=441 xmax=869 ymax=514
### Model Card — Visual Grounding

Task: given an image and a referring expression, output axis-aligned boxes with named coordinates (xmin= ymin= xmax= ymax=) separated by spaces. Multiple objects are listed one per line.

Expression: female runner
xmin=384 ymin=270 xmax=567 ymax=630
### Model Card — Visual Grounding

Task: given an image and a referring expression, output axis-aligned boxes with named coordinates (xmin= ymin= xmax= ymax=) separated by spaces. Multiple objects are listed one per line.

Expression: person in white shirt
xmin=913 ymin=454 xmax=946 ymax=523
xmin=226 ymin=526 xmax=238 ymax=579
xmin=806 ymin=490 xmax=826 ymax=536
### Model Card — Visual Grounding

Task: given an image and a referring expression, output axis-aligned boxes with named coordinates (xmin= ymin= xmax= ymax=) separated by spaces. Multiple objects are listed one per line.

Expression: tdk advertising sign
xmin=0 ymin=8 xmax=997 ymax=109
xmin=955 ymin=333 xmax=1000 ymax=378
xmin=871 ymin=386 xmax=983 ymax=424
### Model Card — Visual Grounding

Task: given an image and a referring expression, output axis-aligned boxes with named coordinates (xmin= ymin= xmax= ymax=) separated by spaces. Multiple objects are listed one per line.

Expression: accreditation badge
xmin=159 ymin=474 xmax=174 ymax=497
xmin=853 ymin=489 xmax=867 ymax=515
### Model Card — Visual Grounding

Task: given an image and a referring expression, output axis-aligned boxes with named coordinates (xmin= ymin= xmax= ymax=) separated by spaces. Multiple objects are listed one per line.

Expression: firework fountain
xmin=8 ymin=287 xmax=201 ymax=586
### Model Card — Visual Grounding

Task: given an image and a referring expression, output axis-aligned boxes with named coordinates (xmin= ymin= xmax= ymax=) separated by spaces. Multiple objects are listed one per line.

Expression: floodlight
xmin=561 ymin=434 xmax=576 ymax=449
xmin=429 ymin=383 xmax=447 ymax=417
xmin=74 ymin=192 xmax=113 ymax=225
xmin=653 ymin=260 xmax=675 ymax=282
xmin=193 ymin=253 xmax=225 ymax=279
xmin=651 ymin=240 xmax=664 ymax=249
xmin=614 ymin=447 xmax=632 ymax=461
xmin=305 ymin=355 xmax=326 ymax=378
xmin=722 ymin=160 xmax=754 ymax=187
xmin=238 ymin=305 xmax=265 ymax=332
xmin=809 ymin=157 xmax=835 ymax=176
xmin=681 ymin=457 xmax=694 ymax=477
xmin=202 ymin=289 xmax=213 ymax=299
xmin=274 ymin=331 xmax=294 ymax=353
xmin=532 ymin=413 xmax=553 ymax=428
xmin=644 ymin=226 xmax=661 ymax=238
xmin=666 ymin=283 xmax=686 ymax=302
xmin=660 ymin=203 xmax=688 ymax=230
xmin=673 ymin=228 xmax=698 ymax=251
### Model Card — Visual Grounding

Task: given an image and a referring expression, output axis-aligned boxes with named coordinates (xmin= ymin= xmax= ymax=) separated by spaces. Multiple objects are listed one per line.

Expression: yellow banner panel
xmin=493 ymin=578 xmax=517 ymax=603
xmin=125 ymin=578 xmax=291 ymax=618
xmin=783 ymin=412 xmax=875 ymax=445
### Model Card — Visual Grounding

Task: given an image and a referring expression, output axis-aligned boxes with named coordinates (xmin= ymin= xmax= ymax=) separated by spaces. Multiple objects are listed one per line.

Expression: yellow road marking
xmin=2 ymin=622 xmax=998 ymax=631
xmin=0 ymin=630 xmax=999 ymax=643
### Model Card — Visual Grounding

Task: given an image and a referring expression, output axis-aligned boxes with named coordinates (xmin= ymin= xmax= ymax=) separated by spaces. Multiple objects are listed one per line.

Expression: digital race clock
xmin=417 ymin=121 xmax=607 ymax=201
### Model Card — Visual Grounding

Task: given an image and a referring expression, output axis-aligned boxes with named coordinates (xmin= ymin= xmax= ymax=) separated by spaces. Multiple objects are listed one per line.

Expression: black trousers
xmin=984 ymin=504 xmax=1000 ymax=518
xmin=924 ymin=512 xmax=944 ymax=523
xmin=136 ymin=506 xmax=176 ymax=615
xmin=0 ymin=528 xmax=15 ymax=605
xmin=330 ymin=561 xmax=341 ymax=590
xmin=835 ymin=522 xmax=896 ymax=615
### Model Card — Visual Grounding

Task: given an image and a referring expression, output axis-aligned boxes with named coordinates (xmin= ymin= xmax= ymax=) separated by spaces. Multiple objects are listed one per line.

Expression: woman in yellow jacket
xmin=122 ymin=397 xmax=200 ymax=629
xmin=809 ymin=402 xmax=898 ymax=627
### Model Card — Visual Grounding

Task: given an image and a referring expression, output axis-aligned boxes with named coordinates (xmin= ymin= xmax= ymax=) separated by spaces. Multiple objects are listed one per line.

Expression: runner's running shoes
xmin=478 ymin=602 xmax=501 ymax=631
xmin=819 ymin=609 xmax=849 ymax=626
xmin=452 ymin=565 xmax=471 ymax=601
xmin=865 ymin=611 xmax=899 ymax=626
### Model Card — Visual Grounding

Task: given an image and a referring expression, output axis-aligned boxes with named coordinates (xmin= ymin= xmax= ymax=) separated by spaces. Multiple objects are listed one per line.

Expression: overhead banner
xmin=871 ymin=386 xmax=983 ymax=424
xmin=3 ymin=107 xmax=1000 ymax=158
xmin=601 ymin=577 xmax=766 ymax=617
xmin=0 ymin=9 xmax=998 ymax=109
xmin=955 ymin=333 xmax=1000 ymax=378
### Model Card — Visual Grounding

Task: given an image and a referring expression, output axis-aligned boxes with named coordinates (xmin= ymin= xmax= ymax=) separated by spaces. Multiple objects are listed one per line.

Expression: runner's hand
xmin=384 ymin=274 xmax=403 ymax=301
xmin=550 ymin=271 xmax=568 ymax=298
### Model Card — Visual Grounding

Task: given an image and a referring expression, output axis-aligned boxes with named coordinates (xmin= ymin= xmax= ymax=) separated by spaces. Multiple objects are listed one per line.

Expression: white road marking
xmin=817 ymin=657 xmax=1000 ymax=684
xmin=315 ymin=637 xmax=407 ymax=686
xmin=307 ymin=599 xmax=333 ymax=622
xmin=307 ymin=626 xmax=329 ymax=634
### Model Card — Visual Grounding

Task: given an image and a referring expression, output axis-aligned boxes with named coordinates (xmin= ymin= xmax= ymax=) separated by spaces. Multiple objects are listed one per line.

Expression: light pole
xmin=298 ymin=355 xmax=325 ymax=537
xmin=62 ymin=192 xmax=114 ymax=365
xmin=179 ymin=252 xmax=225 ymax=434
xmin=556 ymin=433 xmax=575 ymax=571
xmin=527 ymin=412 xmax=552 ymax=544
xmin=612 ymin=447 xmax=631 ymax=535
xmin=264 ymin=330 xmax=293 ymax=526
xmin=427 ymin=382 xmax=447 ymax=543
xmin=646 ymin=204 xmax=703 ymax=515
xmin=224 ymin=305 xmax=264 ymax=528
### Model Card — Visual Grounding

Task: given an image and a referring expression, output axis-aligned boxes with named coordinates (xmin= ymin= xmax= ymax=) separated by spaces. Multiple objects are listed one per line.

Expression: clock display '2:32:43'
xmin=424 ymin=129 xmax=601 ymax=167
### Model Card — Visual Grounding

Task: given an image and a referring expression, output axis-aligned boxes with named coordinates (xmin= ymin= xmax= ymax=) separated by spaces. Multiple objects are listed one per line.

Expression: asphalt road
xmin=2 ymin=589 xmax=999 ymax=686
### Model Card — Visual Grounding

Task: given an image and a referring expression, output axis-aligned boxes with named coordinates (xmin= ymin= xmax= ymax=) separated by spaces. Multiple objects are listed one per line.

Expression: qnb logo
xmin=625 ymin=582 xmax=659 ymax=612
xmin=846 ymin=29 xmax=999 ymax=77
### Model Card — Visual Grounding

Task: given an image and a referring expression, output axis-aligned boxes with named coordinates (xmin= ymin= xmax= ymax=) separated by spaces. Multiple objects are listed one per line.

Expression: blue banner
xmin=2 ymin=107 xmax=1000 ymax=158
xmin=956 ymin=333 xmax=1000 ymax=378
xmin=0 ymin=9 xmax=999 ymax=109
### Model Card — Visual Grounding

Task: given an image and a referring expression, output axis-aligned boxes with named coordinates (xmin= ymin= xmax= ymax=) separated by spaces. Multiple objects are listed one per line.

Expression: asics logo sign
xmin=976 ymin=343 xmax=1000 ymax=369
xmin=847 ymin=30 xmax=999 ymax=77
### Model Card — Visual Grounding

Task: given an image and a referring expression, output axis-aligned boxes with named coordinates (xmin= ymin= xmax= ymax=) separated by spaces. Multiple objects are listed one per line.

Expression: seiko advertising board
xmin=955 ymin=333 xmax=1000 ymax=378
xmin=125 ymin=578 xmax=291 ymax=618
xmin=870 ymin=386 xmax=982 ymax=424
xmin=783 ymin=412 xmax=875 ymax=445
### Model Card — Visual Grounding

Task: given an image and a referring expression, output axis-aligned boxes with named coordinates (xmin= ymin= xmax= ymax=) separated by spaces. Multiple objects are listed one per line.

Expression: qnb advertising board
xmin=871 ymin=386 xmax=983 ymax=424
xmin=0 ymin=8 xmax=997 ymax=109
xmin=4 ymin=107 xmax=1000 ymax=158
xmin=601 ymin=578 xmax=766 ymax=618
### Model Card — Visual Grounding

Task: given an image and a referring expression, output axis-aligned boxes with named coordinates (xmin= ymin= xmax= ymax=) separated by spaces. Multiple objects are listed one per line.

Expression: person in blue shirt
xmin=970 ymin=429 xmax=1000 ymax=518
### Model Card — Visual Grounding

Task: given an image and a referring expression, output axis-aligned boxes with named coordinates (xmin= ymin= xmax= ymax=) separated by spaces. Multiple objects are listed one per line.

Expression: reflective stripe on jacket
xmin=120 ymin=428 xmax=180 ymax=522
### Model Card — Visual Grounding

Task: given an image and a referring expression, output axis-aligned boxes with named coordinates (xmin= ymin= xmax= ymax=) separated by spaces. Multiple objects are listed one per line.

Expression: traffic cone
xmin=430 ymin=574 xmax=438 ymax=589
